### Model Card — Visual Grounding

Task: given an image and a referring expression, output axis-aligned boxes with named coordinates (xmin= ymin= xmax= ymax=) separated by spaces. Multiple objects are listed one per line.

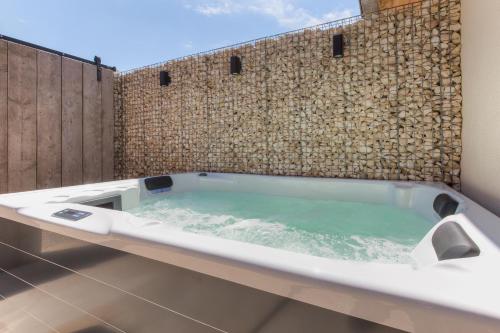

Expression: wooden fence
xmin=0 ymin=39 xmax=114 ymax=193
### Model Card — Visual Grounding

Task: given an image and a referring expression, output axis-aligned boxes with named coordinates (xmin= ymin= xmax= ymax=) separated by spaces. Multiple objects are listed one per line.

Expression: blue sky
xmin=1 ymin=0 xmax=359 ymax=71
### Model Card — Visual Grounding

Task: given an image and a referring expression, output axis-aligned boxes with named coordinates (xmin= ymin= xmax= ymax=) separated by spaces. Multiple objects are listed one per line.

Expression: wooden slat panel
xmin=101 ymin=69 xmax=114 ymax=181
xmin=61 ymin=58 xmax=83 ymax=186
xmin=0 ymin=41 xmax=7 ymax=193
xmin=37 ymin=51 xmax=62 ymax=189
xmin=82 ymin=63 xmax=102 ymax=183
xmin=7 ymin=42 xmax=37 ymax=192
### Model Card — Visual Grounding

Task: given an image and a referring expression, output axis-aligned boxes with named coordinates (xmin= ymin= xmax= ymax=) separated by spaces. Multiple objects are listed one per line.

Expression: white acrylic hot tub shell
xmin=0 ymin=173 xmax=499 ymax=333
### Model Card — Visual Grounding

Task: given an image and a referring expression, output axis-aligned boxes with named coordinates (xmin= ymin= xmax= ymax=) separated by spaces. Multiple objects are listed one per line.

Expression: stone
xmin=114 ymin=0 xmax=462 ymax=189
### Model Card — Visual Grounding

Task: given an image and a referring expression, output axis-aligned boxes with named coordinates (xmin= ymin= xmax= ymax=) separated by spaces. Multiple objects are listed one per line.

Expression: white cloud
xmin=183 ymin=41 xmax=194 ymax=49
xmin=308 ymin=9 xmax=354 ymax=26
xmin=185 ymin=0 xmax=354 ymax=29
xmin=191 ymin=0 xmax=243 ymax=16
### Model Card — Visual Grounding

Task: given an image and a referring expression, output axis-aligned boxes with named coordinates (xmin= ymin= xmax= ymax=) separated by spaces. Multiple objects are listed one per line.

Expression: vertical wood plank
xmin=36 ymin=51 xmax=62 ymax=189
xmin=8 ymin=43 xmax=37 ymax=192
xmin=0 ymin=41 xmax=7 ymax=193
xmin=101 ymin=69 xmax=114 ymax=181
xmin=82 ymin=63 xmax=102 ymax=183
xmin=61 ymin=58 xmax=83 ymax=186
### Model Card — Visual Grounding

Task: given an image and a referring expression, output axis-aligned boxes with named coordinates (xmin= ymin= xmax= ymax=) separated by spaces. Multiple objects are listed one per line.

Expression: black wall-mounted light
xmin=160 ymin=71 xmax=171 ymax=86
xmin=230 ymin=55 xmax=242 ymax=75
xmin=94 ymin=56 xmax=102 ymax=81
xmin=332 ymin=34 xmax=344 ymax=58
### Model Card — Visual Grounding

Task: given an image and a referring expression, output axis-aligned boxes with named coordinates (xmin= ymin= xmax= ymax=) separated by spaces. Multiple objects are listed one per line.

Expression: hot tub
xmin=0 ymin=173 xmax=499 ymax=333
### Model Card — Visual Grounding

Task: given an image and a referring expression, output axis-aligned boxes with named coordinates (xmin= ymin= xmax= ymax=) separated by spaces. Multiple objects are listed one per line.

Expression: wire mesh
xmin=114 ymin=0 xmax=462 ymax=189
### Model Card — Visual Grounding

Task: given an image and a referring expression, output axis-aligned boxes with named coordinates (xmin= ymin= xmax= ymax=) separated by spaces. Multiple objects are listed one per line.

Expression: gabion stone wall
xmin=115 ymin=0 xmax=462 ymax=189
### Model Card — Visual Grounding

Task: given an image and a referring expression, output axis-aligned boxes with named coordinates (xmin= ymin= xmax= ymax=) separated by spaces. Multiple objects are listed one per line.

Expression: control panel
xmin=52 ymin=208 xmax=92 ymax=221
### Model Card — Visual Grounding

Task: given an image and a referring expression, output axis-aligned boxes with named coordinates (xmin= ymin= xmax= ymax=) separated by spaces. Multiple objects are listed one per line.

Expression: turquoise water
xmin=126 ymin=191 xmax=433 ymax=263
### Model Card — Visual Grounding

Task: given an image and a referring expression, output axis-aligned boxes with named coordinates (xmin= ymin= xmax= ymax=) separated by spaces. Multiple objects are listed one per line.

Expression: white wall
xmin=461 ymin=0 xmax=500 ymax=216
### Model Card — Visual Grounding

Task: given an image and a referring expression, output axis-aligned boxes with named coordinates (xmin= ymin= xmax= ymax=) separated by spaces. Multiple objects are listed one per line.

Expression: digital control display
xmin=52 ymin=209 xmax=92 ymax=221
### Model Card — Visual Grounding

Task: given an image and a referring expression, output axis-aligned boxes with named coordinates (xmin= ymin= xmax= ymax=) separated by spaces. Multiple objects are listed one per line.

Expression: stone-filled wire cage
xmin=114 ymin=0 xmax=462 ymax=189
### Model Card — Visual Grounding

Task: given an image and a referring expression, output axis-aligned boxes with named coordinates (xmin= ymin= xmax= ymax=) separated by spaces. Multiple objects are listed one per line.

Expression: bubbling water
xmin=126 ymin=191 xmax=433 ymax=264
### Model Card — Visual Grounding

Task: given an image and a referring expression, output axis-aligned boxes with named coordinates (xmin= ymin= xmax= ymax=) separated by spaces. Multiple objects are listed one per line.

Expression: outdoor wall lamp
xmin=230 ymin=55 xmax=242 ymax=75
xmin=160 ymin=71 xmax=171 ymax=86
xmin=94 ymin=56 xmax=102 ymax=81
xmin=332 ymin=34 xmax=344 ymax=58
